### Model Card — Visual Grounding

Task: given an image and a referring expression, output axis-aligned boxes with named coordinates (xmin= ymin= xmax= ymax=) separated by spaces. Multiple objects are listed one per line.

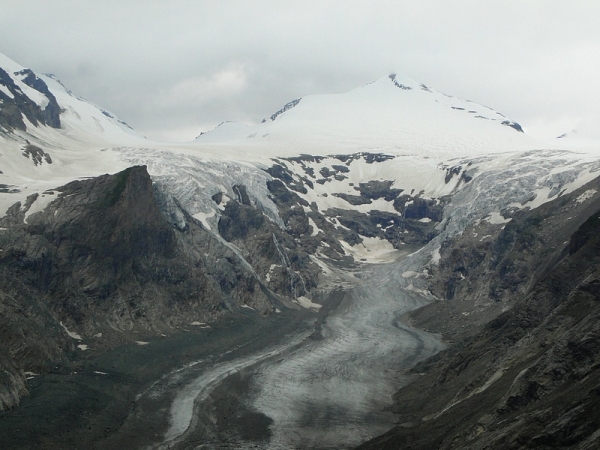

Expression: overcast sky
xmin=1 ymin=0 xmax=599 ymax=142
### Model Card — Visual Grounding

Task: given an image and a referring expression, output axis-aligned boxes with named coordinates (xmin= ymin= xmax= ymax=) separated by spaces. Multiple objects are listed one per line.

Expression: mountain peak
xmin=195 ymin=72 xmax=531 ymax=156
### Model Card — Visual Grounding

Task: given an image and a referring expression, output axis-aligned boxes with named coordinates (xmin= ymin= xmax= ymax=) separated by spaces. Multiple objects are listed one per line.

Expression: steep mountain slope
xmin=358 ymin=172 xmax=600 ymax=450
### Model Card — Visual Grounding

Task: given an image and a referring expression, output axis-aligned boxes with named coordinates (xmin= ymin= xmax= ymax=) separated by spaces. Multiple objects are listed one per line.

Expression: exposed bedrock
xmin=265 ymin=155 xmax=449 ymax=251
xmin=216 ymin=183 xmax=320 ymax=300
xmin=0 ymin=67 xmax=61 ymax=132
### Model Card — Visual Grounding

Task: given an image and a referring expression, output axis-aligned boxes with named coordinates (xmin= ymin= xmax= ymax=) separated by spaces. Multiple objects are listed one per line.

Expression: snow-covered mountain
xmin=0 ymin=53 xmax=149 ymax=216
xmin=195 ymin=72 xmax=535 ymax=156
xmin=2 ymin=50 xmax=600 ymax=270
xmin=2 ymin=52 xmax=600 ymax=450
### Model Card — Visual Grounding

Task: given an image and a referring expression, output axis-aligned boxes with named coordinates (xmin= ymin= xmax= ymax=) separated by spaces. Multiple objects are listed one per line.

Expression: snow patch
xmin=0 ymin=84 xmax=14 ymax=99
xmin=265 ymin=264 xmax=278 ymax=282
xmin=77 ymin=344 xmax=88 ymax=351
xmin=406 ymin=283 xmax=427 ymax=295
xmin=296 ymin=296 xmax=322 ymax=311
xmin=576 ymin=189 xmax=597 ymax=204
xmin=135 ymin=341 xmax=150 ymax=346
xmin=192 ymin=210 xmax=216 ymax=230
xmin=308 ymin=217 xmax=321 ymax=236
xmin=340 ymin=236 xmax=401 ymax=264
xmin=60 ymin=322 xmax=82 ymax=340
xmin=430 ymin=247 xmax=441 ymax=265
xmin=485 ymin=212 xmax=511 ymax=224
xmin=402 ymin=271 xmax=419 ymax=278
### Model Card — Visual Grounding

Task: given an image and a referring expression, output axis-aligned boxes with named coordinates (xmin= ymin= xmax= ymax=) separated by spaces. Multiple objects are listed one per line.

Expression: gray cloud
xmin=1 ymin=0 xmax=599 ymax=141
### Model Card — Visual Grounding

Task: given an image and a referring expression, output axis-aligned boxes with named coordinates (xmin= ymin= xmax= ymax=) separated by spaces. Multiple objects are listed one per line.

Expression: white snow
xmin=576 ymin=189 xmax=597 ymax=204
xmin=430 ymin=247 xmax=442 ymax=265
xmin=194 ymin=74 xmax=541 ymax=158
xmin=296 ymin=296 xmax=322 ymax=311
xmin=23 ymin=193 xmax=56 ymax=222
xmin=94 ymin=371 xmax=108 ymax=375
xmin=485 ymin=212 xmax=511 ymax=224
xmin=190 ymin=321 xmax=206 ymax=326
xmin=265 ymin=264 xmax=279 ymax=282
xmin=1 ymin=51 xmax=600 ymax=271
xmin=308 ymin=217 xmax=321 ymax=236
xmin=60 ymin=322 xmax=82 ymax=340
xmin=77 ymin=344 xmax=88 ymax=351
xmin=402 ymin=271 xmax=419 ymax=278
xmin=192 ymin=210 xmax=216 ymax=230
xmin=0 ymin=84 xmax=14 ymax=98
xmin=340 ymin=237 xmax=402 ymax=264
xmin=135 ymin=341 xmax=150 ymax=346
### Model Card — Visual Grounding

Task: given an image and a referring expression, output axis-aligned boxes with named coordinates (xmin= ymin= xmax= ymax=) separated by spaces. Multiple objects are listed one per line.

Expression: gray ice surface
xmin=249 ymin=258 xmax=445 ymax=449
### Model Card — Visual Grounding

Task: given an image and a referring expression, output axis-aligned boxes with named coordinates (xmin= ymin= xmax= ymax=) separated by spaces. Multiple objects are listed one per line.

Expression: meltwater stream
xmin=156 ymin=254 xmax=445 ymax=449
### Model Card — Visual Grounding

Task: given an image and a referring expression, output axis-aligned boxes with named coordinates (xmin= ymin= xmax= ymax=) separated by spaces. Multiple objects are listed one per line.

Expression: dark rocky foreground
xmin=358 ymin=177 xmax=600 ymax=449
xmin=0 ymin=251 xmax=443 ymax=450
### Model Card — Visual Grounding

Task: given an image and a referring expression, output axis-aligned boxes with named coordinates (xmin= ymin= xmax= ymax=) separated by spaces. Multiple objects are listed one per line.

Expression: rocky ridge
xmin=0 ymin=67 xmax=61 ymax=131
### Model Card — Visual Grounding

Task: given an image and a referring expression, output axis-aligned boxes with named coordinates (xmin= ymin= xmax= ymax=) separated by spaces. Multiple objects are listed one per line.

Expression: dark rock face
xmin=265 ymin=98 xmax=301 ymax=122
xmin=15 ymin=69 xmax=61 ymax=128
xmin=389 ymin=74 xmax=412 ymax=90
xmin=21 ymin=144 xmax=52 ymax=165
xmin=333 ymin=180 xmax=404 ymax=206
xmin=502 ymin=119 xmax=524 ymax=133
xmin=394 ymin=195 xmax=446 ymax=222
xmin=0 ymin=68 xmax=61 ymax=131
xmin=265 ymin=164 xmax=309 ymax=194
xmin=0 ymin=166 xmax=272 ymax=410
xmin=216 ymin=180 xmax=320 ymax=300
xmin=359 ymin=177 xmax=600 ymax=450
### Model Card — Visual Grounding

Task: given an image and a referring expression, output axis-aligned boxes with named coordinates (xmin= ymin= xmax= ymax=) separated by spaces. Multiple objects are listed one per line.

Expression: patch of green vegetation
xmin=102 ymin=168 xmax=132 ymax=207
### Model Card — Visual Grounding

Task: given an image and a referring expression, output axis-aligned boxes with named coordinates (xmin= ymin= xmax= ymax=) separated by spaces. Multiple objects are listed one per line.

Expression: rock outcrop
xmin=0 ymin=67 xmax=61 ymax=132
